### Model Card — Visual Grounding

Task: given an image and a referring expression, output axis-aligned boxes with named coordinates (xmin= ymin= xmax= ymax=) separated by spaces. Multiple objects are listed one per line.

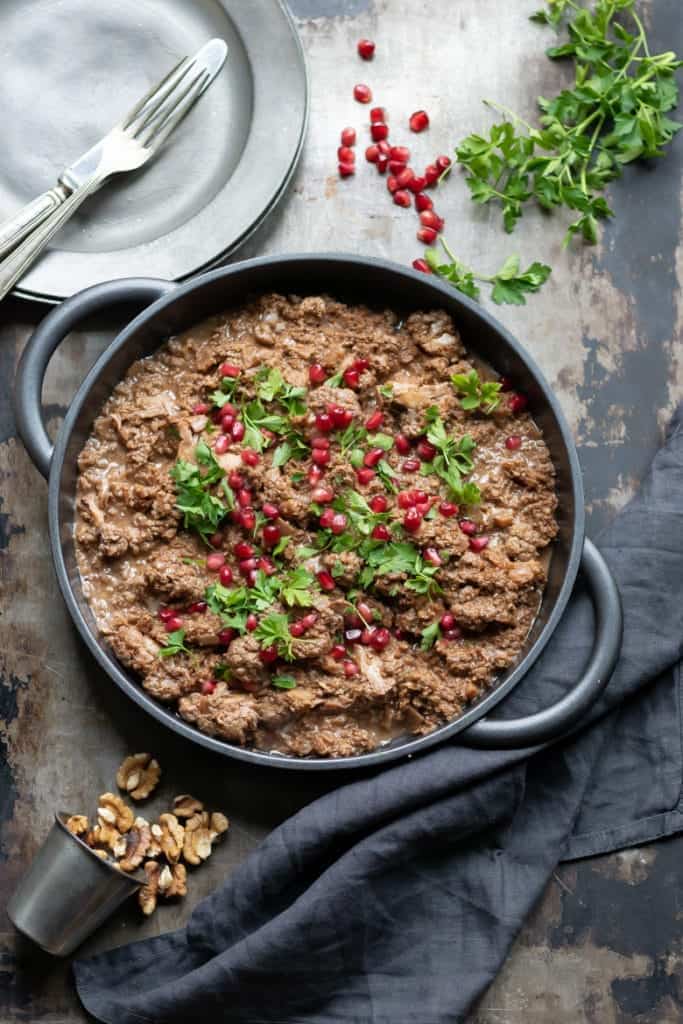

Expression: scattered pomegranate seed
xmin=371 ymin=627 xmax=391 ymax=651
xmin=344 ymin=660 xmax=360 ymax=677
xmin=158 ymin=607 xmax=174 ymax=622
xmin=396 ymin=167 xmax=415 ymax=188
xmin=206 ymin=552 xmax=225 ymax=572
xmin=218 ymin=565 xmax=234 ymax=587
xmin=262 ymin=502 xmax=280 ymax=519
xmin=237 ymin=487 xmax=252 ymax=507
xmin=308 ymin=465 xmax=323 ymax=484
xmin=198 ymin=679 xmax=216 ymax=697
xmin=402 ymin=458 xmax=421 ymax=472
xmin=319 ymin=508 xmax=335 ymax=529
xmin=341 ymin=127 xmax=356 ymax=147
xmin=370 ymin=122 xmax=389 ymax=142
xmin=219 ymin=363 xmax=240 ymax=378
xmin=394 ymin=433 xmax=411 ymax=454
xmin=312 ymin=485 xmax=334 ymax=504
xmin=356 ymin=467 xmax=375 ymax=485
xmin=459 ymin=519 xmax=477 ymax=536
xmin=371 ymin=523 xmax=391 ymax=541
xmin=370 ymin=106 xmax=387 ymax=123
xmin=192 ymin=402 xmax=210 ymax=414
xmin=365 ymin=144 xmax=380 ymax=163
xmin=386 ymin=158 xmax=405 ymax=175
xmin=289 ymin=620 xmax=306 ymax=638
xmin=415 ymin=192 xmax=433 ymax=212
xmin=435 ymin=155 xmax=452 ymax=172
xmin=209 ymin=531 xmax=224 ymax=548
xmin=239 ymin=557 xmax=258 ymax=575
xmin=387 ymin=175 xmax=399 ymax=194
xmin=338 ymin=161 xmax=355 ymax=178
xmin=440 ymin=612 xmax=455 ymax=631
xmin=364 ymin=447 xmax=385 ymax=468
xmin=499 ymin=375 xmax=514 ymax=392
xmin=417 ymin=227 xmax=438 ymax=244
xmin=423 ymin=547 xmax=442 ymax=566
xmin=389 ymin=145 xmax=410 ymax=163
xmin=317 ymin=570 xmax=336 ymax=592
xmin=342 ymin=368 xmax=359 ymax=389
xmin=308 ymin=363 xmax=327 ymax=385
xmin=188 ymin=601 xmax=208 ymax=615
xmin=245 ymin=613 xmax=258 ymax=632
xmin=240 ymin=509 xmax=256 ymax=531
xmin=234 ymin=540 xmax=254 ymax=559
xmin=369 ymin=494 xmax=388 ymax=513
xmin=420 ymin=210 xmax=445 ymax=231
xmin=403 ymin=508 xmax=422 ymax=532
xmin=360 ymin=627 xmax=375 ymax=645
xmin=409 ymin=109 xmax=430 ymax=133
xmin=312 ymin=448 xmax=331 ymax=466
xmin=165 ymin=615 xmax=183 ymax=632
xmin=345 ymin=611 xmax=363 ymax=628
xmin=315 ymin=411 xmax=334 ymax=433
xmin=301 ymin=612 xmax=318 ymax=631
xmin=220 ymin=401 xmax=237 ymax=418
xmin=505 ymin=435 xmax=522 ymax=451
xmin=439 ymin=501 xmax=459 ymax=518
xmin=214 ymin=435 xmax=230 ymax=454
xmin=417 ymin=439 xmax=437 ymax=461
xmin=241 ymin=449 xmax=260 ymax=467
xmin=353 ymin=83 xmax=372 ymax=103
xmin=469 ymin=536 xmax=489 ymax=553
xmin=393 ymin=189 xmax=411 ymax=208
xmin=408 ymin=175 xmax=427 ymax=194
xmin=330 ymin=512 xmax=348 ymax=535
xmin=228 ymin=471 xmax=244 ymax=489
xmin=220 ymin=415 xmax=235 ymax=433
xmin=357 ymin=37 xmax=375 ymax=59
xmin=444 ymin=627 xmax=462 ymax=641
xmin=218 ymin=627 xmax=236 ymax=645
xmin=329 ymin=404 xmax=354 ymax=428
xmin=509 ymin=393 xmax=528 ymax=414
xmin=397 ymin=490 xmax=415 ymax=509
xmin=412 ymin=259 xmax=431 ymax=276
xmin=259 ymin=645 xmax=279 ymax=665
xmin=365 ymin=410 xmax=384 ymax=431
xmin=258 ymin=557 xmax=276 ymax=575
xmin=331 ymin=644 xmax=346 ymax=661
xmin=338 ymin=146 xmax=355 ymax=163
xmin=424 ymin=163 xmax=440 ymax=186
xmin=263 ymin=524 xmax=281 ymax=547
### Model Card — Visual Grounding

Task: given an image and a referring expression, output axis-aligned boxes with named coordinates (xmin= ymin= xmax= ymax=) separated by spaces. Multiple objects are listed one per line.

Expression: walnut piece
xmin=118 ymin=823 xmax=151 ymax=872
xmin=183 ymin=812 xmax=213 ymax=866
xmin=158 ymin=813 xmax=184 ymax=864
xmin=97 ymin=793 xmax=134 ymax=833
xmin=210 ymin=812 xmax=230 ymax=838
xmin=91 ymin=848 xmax=110 ymax=862
xmin=172 ymin=794 xmax=204 ymax=819
xmin=65 ymin=814 xmax=89 ymax=837
xmin=158 ymin=862 xmax=187 ymax=899
xmin=139 ymin=861 xmax=160 ymax=915
xmin=87 ymin=822 xmax=121 ymax=853
xmin=116 ymin=754 xmax=161 ymax=801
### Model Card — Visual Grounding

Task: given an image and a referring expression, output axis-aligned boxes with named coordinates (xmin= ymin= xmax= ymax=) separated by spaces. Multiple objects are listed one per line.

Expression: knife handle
xmin=0 ymin=185 xmax=70 ymax=261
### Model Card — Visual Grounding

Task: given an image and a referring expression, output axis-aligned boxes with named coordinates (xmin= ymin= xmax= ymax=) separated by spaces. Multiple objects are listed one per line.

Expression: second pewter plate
xmin=0 ymin=0 xmax=308 ymax=302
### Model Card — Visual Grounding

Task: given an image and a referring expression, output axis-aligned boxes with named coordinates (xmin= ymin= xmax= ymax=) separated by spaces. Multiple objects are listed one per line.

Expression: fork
xmin=0 ymin=47 xmax=222 ymax=302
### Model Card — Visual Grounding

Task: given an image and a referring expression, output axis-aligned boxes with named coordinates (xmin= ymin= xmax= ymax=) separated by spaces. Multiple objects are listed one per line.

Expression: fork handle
xmin=0 ymin=175 xmax=102 ymax=302
xmin=0 ymin=185 xmax=71 ymax=261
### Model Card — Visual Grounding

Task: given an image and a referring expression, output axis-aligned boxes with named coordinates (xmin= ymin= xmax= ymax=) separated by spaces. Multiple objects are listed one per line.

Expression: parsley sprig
xmin=159 ymin=629 xmax=190 ymax=658
xmin=451 ymin=370 xmax=502 ymax=414
xmin=170 ymin=442 xmax=231 ymax=543
xmin=425 ymin=244 xmax=552 ymax=306
xmin=254 ymin=613 xmax=295 ymax=661
xmin=420 ymin=408 xmax=481 ymax=506
xmin=359 ymin=541 xmax=442 ymax=596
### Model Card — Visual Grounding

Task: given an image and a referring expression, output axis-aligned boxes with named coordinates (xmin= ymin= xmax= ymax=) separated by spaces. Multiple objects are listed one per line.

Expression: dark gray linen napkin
xmin=74 ymin=407 xmax=683 ymax=1024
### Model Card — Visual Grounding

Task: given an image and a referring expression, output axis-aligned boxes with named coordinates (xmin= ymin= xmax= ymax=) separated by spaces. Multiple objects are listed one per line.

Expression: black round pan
xmin=14 ymin=255 xmax=623 ymax=769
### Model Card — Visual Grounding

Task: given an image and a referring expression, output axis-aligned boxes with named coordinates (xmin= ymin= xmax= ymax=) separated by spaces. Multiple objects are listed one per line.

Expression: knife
xmin=0 ymin=39 xmax=228 ymax=262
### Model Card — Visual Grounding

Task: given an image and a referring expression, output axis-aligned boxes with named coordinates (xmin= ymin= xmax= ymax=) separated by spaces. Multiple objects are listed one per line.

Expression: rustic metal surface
xmin=0 ymin=0 xmax=681 ymax=1020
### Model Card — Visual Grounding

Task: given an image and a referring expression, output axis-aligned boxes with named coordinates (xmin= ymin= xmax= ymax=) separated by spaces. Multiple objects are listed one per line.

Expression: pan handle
xmin=463 ymin=539 xmax=622 ymax=748
xmin=14 ymin=278 xmax=175 ymax=478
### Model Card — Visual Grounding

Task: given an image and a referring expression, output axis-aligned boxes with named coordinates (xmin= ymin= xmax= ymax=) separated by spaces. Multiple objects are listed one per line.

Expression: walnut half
xmin=65 ymin=814 xmax=89 ymax=837
xmin=97 ymin=793 xmax=134 ymax=833
xmin=116 ymin=754 xmax=161 ymax=801
xmin=139 ymin=861 xmax=160 ymax=915
xmin=158 ymin=813 xmax=185 ymax=864
xmin=118 ymin=823 xmax=152 ymax=872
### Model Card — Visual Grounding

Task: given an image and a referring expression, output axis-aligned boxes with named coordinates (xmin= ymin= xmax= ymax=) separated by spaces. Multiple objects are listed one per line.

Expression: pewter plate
xmin=0 ymin=0 xmax=308 ymax=302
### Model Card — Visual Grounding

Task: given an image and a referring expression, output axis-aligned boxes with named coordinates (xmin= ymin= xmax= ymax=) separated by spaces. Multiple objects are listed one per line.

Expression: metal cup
xmin=6 ymin=812 xmax=141 ymax=956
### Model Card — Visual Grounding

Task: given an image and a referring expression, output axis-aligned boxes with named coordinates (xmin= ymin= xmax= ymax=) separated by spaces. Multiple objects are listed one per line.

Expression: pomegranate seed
xmin=386 ymin=158 xmax=406 ymax=175
xmin=364 ymin=447 xmax=384 ymax=468
xmin=357 ymin=38 xmax=375 ymax=59
xmin=499 ymin=375 xmax=514 ymax=392
xmin=353 ymin=356 xmax=370 ymax=372
xmin=342 ymin=368 xmax=359 ymax=389
xmin=259 ymin=645 xmax=279 ymax=665
xmin=440 ymin=612 xmax=455 ymax=631
xmin=509 ymin=393 xmax=528 ymax=414
xmin=315 ymin=411 xmax=334 ymax=433
xmin=404 ymin=508 xmax=422 ymax=533
xmin=165 ymin=615 xmax=183 ymax=632
xmin=220 ymin=415 xmax=235 ymax=433
xmin=301 ymin=611 xmax=318 ymax=630
xmin=370 ymin=107 xmax=387 ymax=123
xmin=158 ymin=607 xmax=174 ymax=622
xmin=397 ymin=490 xmax=415 ymax=509
xmin=311 ymin=436 xmax=330 ymax=451
xmin=360 ymin=627 xmax=375 ymax=646
xmin=396 ymin=167 xmax=414 ymax=188
xmin=308 ymin=465 xmax=323 ymax=484
xmin=459 ymin=519 xmax=477 ymax=536
xmin=263 ymin=524 xmax=281 ymax=547
xmin=424 ymin=164 xmax=439 ymax=186
xmin=354 ymin=83 xmax=372 ymax=103
xmin=439 ymin=501 xmax=459 ymax=518
xmin=371 ymin=524 xmax=391 ymax=541
xmin=408 ymin=176 xmax=427 ymax=194
xmin=394 ymin=627 xmax=406 ymax=640
xmin=258 ymin=557 xmax=276 ymax=575
xmin=330 ymin=512 xmax=348 ymax=535
xmin=201 ymin=679 xmax=217 ymax=695
xmin=369 ymin=494 xmax=388 ymax=513
xmin=338 ymin=161 xmax=355 ymax=178
xmin=370 ymin=627 xmax=391 ymax=651
xmin=394 ymin=433 xmax=411 ymax=454
xmin=209 ymin=532 xmax=224 ymax=548
xmin=219 ymin=565 xmax=234 ymax=587
xmin=423 ymin=547 xmax=442 ymax=566
xmin=389 ymin=145 xmax=410 ymax=163
xmin=415 ymin=192 xmax=433 ymax=212
xmin=239 ymin=557 xmax=258 ymax=575
xmin=193 ymin=402 xmax=210 ymax=414
xmin=387 ymin=175 xmax=399 ymax=194
xmin=228 ymin=472 xmax=244 ymax=489
xmin=341 ymin=127 xmax=356 ymax=147
xmin=436 ymin=155 xmax=452 ymax=172
xmin=377 ymin=139 xmax=391 ymax=155
xmin=393 ymin=189 xmax=411 ymax=208
xmin=356 ymin=467 xmax=375 ymax=485
xmin=345 ymin=610 xmax=363 ymax=628
xmin=188 ymin=601 xmax=208 ymax=615
xmin=329 ymin=405 xmax=353 ymax=429
xmin=219 ymin=363 xmax=240 ymax=378
xmin=246 ymin=613 xmax=258 ymax=632
xmin=218 ymin=627 xmax=236 ymax=645
xmin=365 ymin=410 xmax=384 ymax=431
xmin=338 ymin=145 xmax=355 ymax=163
xmin=214 ymin=435 xmax=230 ymax=454
xmin=317 ymin=570 xmax=336 ymax=592
xmin=417 ymin=227 xmax=438 ymax=245
xmin=290 ymin=620 xmax=306 ymax=638
xmin=366 ymin=144 xmax=380 ymax=163
xmin=370 ymin=121 xmax=388 ymax=142
xmin=409 ymin=109 xmax=430 ymax=133
xmin=469 ymin=536 xmax=489 ymax=553
xmin=345 ymin=627 xmax=362 ymax=644
xmin=420 ymin=210 xmax=445 ymax=231
xmin=312 ymin=448 xmax=331 ymax=466
xmin=417 ymin=439 xmax=437 ymax=461
xmin=237 ymin=487 xmax=252 ymax=508
xmin=344 ymin=660 xmax=359 ymax=677
xmin=241 ymin=449 xmax=260 ymax=467
xmin=319 ymin=508 xmax=335 ymax=529
xmin=234 ymin=541 xmax=254 ymax=559
xmin=331 ymin=644 xmax=346 ymax=661
xmin=444 ymin=626 xmax=462 ymax=641
xmin=309 ymin=363 xmax=327 ymax=384
xmin=206 ymin=552 xmax=225 ymax=572
xmin=312 ymin=485 xmax=335 ymax=504
xmin=402 ymin=458 xmax=420 ymax=472
xmin=240 ymin=509 xmax=256 ymax=531
xmin=262 ymin=502 xmax=280 ymax=519
xmin=505 ymin=435 xmax=522 ymax=451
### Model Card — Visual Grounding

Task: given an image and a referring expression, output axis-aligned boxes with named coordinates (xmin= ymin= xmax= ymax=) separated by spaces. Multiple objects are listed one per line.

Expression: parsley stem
xmin=483 ymin=99 xmax=535 ymax=133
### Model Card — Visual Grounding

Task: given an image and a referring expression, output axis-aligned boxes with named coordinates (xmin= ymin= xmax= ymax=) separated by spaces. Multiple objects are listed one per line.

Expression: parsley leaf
xmin=425 ymin=243 xmax=551 ymax=307
xmin=359 ymin=541 xmax=442 ymax=596
xmin=451 ymin=370 xmax=502 ymax=413
xmin=279 ymin=567 xmax=318 ymax=608
xmin=255 ymin=613 xmax=295 ymax=661
xmin=159 ymin=629 xmax=189 ymax=658
xmin=421 ymin=409 xmax=481 ymax=505
xmin=170 ymin=445 xmax=228 ymax=543
xmin=420 ymin=621 xmax=441 ymax=651
xmin=272 ymin=674 xmax=297 ymax=690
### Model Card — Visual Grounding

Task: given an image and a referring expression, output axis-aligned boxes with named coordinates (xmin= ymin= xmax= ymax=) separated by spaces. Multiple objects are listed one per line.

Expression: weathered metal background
xmin=0 ymin=0 xmax=681 ymax=1020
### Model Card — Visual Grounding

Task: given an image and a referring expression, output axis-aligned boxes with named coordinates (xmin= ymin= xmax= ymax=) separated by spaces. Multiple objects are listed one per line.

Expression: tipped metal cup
xmin=6 ymin=812 xmax=141 ymax=956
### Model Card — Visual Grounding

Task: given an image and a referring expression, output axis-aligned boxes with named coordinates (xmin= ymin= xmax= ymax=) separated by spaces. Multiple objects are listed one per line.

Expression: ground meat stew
xmin=75 ymin=293 xmax=558 ymax=758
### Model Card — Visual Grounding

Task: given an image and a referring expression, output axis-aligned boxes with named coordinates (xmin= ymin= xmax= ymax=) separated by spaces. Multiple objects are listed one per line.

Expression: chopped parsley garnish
xmin=338 ymin=421 xmax=367 ymax=453
xmin=256 ymin=367 xmax=308 ymax=415
xmin=366 ymin=432 xmax=394 ymax=450
xmin=376 ymin=458 xmax=398 ymax=494
xmin=378 ymin=383 xmax=394 ymax=399
xmin=272 ymin=674 xmax=297 ymax=690
xmin=451 ymin=370 xmax=502 ymax=414
xmin=170 ymin=443 xmax=228 ymax=543
xmin=279 ymin=567 xmax=318 ymax=607
xmin=159 ymin=629 xmax=190 ymax=658
xmin=255 ymin=613 xmax=295 ymax=660
xmin=211 ymin=374 xmax=240 ymax=406
xmin=325 ymin=369 xmax=345 ymax=388
xmin=420 ymin=408 xmax=481 ymax=506
xmin=420 ymin=622 xmax=441 ymax=651
xmin=358 ymin=541 xmax=442 ymax=596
